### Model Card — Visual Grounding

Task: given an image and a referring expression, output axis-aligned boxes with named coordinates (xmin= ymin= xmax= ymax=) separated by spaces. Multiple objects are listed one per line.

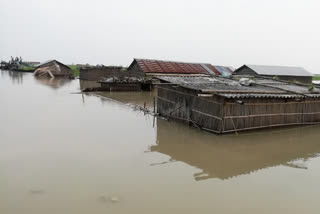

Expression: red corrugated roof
xmin=128 ymin=59 xmax=232 ymax=75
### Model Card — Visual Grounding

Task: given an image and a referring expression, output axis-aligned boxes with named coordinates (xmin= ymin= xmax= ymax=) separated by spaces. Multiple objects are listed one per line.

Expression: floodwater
xmin=2 ymin=71 xmax=320 ymax=214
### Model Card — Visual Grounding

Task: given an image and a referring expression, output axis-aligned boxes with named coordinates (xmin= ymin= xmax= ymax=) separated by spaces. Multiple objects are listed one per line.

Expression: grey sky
xmin=1 ymin=0 xmax=320 ymax=73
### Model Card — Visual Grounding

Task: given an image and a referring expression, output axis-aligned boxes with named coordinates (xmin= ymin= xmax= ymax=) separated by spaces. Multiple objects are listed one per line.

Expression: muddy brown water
xmin=1 ymin=71 xmax=320 ymax=214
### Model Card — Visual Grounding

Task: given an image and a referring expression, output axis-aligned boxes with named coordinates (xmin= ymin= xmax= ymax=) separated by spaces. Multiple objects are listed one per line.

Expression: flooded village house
xmin=79 ymin=66 xmax=124 ymax=81
xmin=80 ymin=65 xmax=148 ymax=91
xmin=81 ymin=58 xmax=233 ymax=91
xmin=234 ymin=65 xmax=313 ymax=84
xmin=157 ymin=76 xmax=320 ymax=134
xmin=127 ymin=58 xmax=233 ymax=77
xmin=34 ymin=60 xmax=73 ymax=78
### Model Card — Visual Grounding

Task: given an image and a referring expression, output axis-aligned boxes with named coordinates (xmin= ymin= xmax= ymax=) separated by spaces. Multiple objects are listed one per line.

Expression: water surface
xmin=1 ymin=71 xmax=320 ymax=214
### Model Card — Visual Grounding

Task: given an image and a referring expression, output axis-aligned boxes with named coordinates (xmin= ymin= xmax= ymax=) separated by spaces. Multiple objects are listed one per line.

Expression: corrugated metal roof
xmin=243 ymin=65 xmax=312 ymax=77
xmin=157 ymin=76 xmax=320 ymax=99
xmin=158 ymin=76 xmax=284 ymax=94
xmin=217 ymin=93 xmax=304 ymax=99
xmin=129 ymin=59 xmax=233 ymax=75
xmin=254 ymin=78 xmax=320 ymax=94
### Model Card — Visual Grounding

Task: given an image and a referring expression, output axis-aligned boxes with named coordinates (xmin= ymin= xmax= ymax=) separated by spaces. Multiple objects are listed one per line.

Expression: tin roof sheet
xmin=217 ymin=93 xmax=304 ymax=99
xmin=130 ymin=59 xmax=233 ymax=75
xmin=157 ymin=76 xmax=320 ymax=99
xmin=253 ymin=78 xmax=320 ymax=94
xmin=244 ymin=65 xmax=312 ymax=77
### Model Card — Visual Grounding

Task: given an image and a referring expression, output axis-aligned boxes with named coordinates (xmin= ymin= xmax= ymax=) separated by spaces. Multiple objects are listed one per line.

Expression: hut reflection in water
xmin=151 ymin=119 xmax=320 ymax=181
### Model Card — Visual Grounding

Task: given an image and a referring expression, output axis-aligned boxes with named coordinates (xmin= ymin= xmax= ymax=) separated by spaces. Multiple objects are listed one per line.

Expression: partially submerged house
xmin=127 ymin=58 xmax=233 ymax=77
xmin=81 ymin=59 xmax=233 ymax=92
xmin=99 ymin=76 xmax=151 ymax=92
xmin=80 ymin=66 xmax=150 ymax=92
xmin=157 ymin=76 xmax=320 ymax=134
xmin=79 ymin=66 xmax=124 ymax=81
xmin=234 ymin=65 xmax=313 ymax=84
xmin=34 ymin=60 xmax=73 ymax=78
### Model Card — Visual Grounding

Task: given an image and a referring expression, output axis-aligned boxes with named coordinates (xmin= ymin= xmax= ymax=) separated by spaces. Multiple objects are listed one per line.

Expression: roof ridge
xmin=135 ymin=58 xmax=213 ymax=65
xmin=246 ymin=64 xmax=306 ymax=69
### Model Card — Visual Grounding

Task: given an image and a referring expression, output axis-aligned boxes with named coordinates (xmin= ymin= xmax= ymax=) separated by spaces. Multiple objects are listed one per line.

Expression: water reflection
xmin=78 ymin=85 xmax=320 ymax=181
xmin=151 ymin=119 xmax=320 ymax=180
xmin=96 ymin=91 xmax=156 ymax=108
xmin=34 ymin=76 xmax=72 ymax=89
xmin=1 ymin=70 xmax=24 ymax=84
xmin=81 ymin=90 xmax=156 ymax=111
xmin=79 ymin=79 xmax=101 ymax=90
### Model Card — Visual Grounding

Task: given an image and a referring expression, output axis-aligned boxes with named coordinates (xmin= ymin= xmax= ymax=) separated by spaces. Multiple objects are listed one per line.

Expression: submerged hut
xmin=34 ymin=60 xmax=73 ymax=78
xmin=234 ymin=65 xmax=313 ymax=84
xmin=79 ymin=66 xmax=124 ymax=81
xmin=80 ymin=66 xmax=151 ymax=92
xmin=127 ymin=58 xmax=233 ymax=77
xmin=157 ymin=76 xmax=320 ymax=134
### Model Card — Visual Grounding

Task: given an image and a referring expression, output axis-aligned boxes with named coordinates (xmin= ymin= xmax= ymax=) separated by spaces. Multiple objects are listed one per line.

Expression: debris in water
xmin=29 ymin=189 xmax=45 ymax=195
xmin=98 ymin=195 xmax=120 ymax=203
xmin=109 ymin=196 xmax=120 ymax=203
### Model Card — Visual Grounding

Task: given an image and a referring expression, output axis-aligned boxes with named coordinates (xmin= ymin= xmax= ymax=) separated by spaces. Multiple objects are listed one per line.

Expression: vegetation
xmin=312 ymin=75 xmax=320 ymax=81
xmin=308 ymin=83 xmax=314 ymax=91
xmin=68 ymin=65 xmax=80 ymax=77
xmin=120 ymin=67 xmax=127 ymax=72
xmin=20 ymin=66 xmax=35 ymax=71
xmin=232 ymin=76 xmax=240 ymax=81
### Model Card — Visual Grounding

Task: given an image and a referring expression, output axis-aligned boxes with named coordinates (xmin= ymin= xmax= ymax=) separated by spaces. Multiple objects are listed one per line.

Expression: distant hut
xmin=127 ymin=58 xmax=233 ymax=77
xmin=34 ymin=60 xmax=73 ymax=78
xmin=234 ymin=65 xmax=313 ymax=84
xmin=157 ymin=75 xmax=320 ymax=134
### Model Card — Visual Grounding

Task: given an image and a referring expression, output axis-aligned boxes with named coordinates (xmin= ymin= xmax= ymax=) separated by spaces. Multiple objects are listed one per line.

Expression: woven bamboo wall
xmin=222 ymin=98 xmax=320 ymax=133
xmin=157 ymin=85 xmax=223 ymax=133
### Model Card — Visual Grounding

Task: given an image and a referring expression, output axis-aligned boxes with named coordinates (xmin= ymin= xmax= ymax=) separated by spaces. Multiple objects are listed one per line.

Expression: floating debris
xmin=97 ymin=195 xmax=120 ymax=203
xmin=29 ymin=189 xmax=45 ymax=195
xmin=109 ymin=196 xmax=120 ymax=203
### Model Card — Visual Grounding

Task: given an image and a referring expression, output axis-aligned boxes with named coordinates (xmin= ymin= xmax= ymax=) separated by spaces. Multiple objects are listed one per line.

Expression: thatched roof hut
xmin=34 ymin=60 xmax=73 ymax=78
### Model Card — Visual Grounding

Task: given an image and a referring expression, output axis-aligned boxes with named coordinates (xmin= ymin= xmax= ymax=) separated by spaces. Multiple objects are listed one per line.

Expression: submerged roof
xmin=36 ymin=60 xmax=70 ymax=69
xmin=157 ymin=76 xmax=320 ymax=99
xmin=128 ymin=58 xmax=233 ymax=76
xmin=237 ymin=64 xmax=312 ymax=77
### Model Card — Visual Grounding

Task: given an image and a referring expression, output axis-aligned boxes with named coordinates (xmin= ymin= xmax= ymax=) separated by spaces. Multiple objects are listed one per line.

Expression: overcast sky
xmin=1 ymin=0 xmax=320 ymax=73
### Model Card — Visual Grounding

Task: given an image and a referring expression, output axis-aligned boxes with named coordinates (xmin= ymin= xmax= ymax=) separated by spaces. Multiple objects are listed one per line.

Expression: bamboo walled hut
xmin=34 ymin=60 xmax=73 ymax=78
xmin=234 ymin=65 xmax=313 ymax=84
xmin=157 ymin=76 xmax=320 ymax=134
